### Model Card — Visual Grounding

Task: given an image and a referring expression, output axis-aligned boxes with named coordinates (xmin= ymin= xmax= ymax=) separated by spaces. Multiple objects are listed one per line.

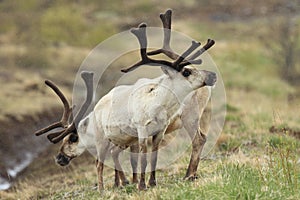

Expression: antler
xmin=121 ymin=9 xmax=215 ymax=73
xmin=147 ymin=9 xmax=178 ymax=60
xmin=186 ymin=39 xmax=215 ymax=60
xmin=121 ymin=23 xmax=201 ymax=73
xmin=35 ymin=71 xmax=94 ymax=144
xmin=35 ymin=80 xmax=72 ymax=136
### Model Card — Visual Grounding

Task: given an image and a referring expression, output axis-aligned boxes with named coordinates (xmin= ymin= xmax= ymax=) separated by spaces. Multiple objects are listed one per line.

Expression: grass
xmin=2 ymin=138 xmax=299 ymax=199
xmin=0 ymin=1 xmax=300 ymax=199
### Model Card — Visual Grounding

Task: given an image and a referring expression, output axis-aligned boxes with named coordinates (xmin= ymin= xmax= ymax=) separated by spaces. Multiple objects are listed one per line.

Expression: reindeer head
xmin=55 ymin=116 xmax=92 ymax=166
xmin=121 ymin=9 xmax=217 ymax=90
xmin=35 ymin=71 xmax=94 ymax=166
xmin=55 ymin=133 xmax=85 ymax=166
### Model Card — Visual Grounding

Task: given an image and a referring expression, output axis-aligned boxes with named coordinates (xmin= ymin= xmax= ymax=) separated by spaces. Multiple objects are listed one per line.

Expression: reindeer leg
xmin=184 ymin=130 xmax=206 ymax=180
xmin=114 ymin=169 xmax=120 ymax=188
xmin=138 ymin=137 xmax=148 ymax=190
xmin=111 ymin=146 xmax=129 ymax=187
xmin=183 ymin=96 xmax=211 ymax=181
xmin=96 ymin=160 xmax=105 ymax=190
xmin=130 ymin=144 xmax=139 ymax=184
xmin=148 ymin=133 xmax=164 ymax=187
xmin=96 ymin=140 xmax=110 ymax=191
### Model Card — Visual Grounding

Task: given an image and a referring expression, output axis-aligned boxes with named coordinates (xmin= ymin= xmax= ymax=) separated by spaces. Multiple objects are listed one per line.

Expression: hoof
xmin=114 ymin=180 xmax=120 ymax=188
xmin=184 ymin=174 xmax=198 ymax=181
xmin=122 ymin=180 xmax=130 ymax=186
xmin=132 ymin=178 xmax=139 ymax=184
xmin=98 ymin=185 xmax=104 ymax=192
xmin=148 ymin=180 xmax=157 ymax=187
xmin=138 ymin=182 xmax=147 ymax=191
xmin=132 ymin=174 xmax=139 ymax=184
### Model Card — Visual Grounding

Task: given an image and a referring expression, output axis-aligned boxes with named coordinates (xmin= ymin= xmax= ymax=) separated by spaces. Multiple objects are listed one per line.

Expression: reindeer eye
xmin=69 ymin=134 xmax=78 ymax=143
xmin=182 ymin=69 xmax=192 ymax=77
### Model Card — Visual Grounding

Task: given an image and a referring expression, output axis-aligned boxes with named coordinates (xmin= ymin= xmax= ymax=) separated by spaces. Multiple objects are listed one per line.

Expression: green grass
xmin=3 ymin=144 xmax=298 ymax=200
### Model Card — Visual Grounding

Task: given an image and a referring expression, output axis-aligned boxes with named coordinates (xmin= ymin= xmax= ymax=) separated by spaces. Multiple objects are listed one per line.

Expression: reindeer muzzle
xmin=204 ymin=71 xmax=217 ymax=86
xmin=56 ymin=153 xmax=71 ymax=166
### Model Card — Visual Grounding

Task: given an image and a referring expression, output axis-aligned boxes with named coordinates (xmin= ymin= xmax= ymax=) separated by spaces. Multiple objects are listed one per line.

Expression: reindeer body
xmin=74 ymin=81 xmax=211 ymax=156
xmin=95 ymin=74 xmax=189 ymax=147
xmin=91 ymin=66 xmax=215 ymax=189
xmin=59 ymin=67 xmax=214 ymax=191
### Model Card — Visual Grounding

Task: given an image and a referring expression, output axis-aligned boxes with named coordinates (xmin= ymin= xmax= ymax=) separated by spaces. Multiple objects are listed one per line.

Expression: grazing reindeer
xmin=35 ymin=71 xmax=131 ymax=188
xmin=35 ymin=9 xmax=217 ymax=191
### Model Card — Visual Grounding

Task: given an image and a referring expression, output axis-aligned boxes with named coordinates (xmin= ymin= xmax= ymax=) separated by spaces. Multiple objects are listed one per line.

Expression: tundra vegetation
xmin=0 ymin=0 xmax=299 ymax=199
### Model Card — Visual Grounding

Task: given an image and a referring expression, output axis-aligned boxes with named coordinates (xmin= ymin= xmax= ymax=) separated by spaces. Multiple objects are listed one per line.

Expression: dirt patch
xmin=269 ymin=125 xmax=300 ymax=140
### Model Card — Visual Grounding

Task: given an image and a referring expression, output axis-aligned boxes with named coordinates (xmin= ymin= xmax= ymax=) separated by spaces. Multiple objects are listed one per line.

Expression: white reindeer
xmin=35 ymin=72 xmax=133 ymax=188
xmin=35 ymin=9 xmax=217 ymax=191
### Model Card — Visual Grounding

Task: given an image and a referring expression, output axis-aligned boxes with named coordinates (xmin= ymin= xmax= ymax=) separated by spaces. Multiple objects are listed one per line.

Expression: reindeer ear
xmin=161 ymin=66 xmax=176 ymax=78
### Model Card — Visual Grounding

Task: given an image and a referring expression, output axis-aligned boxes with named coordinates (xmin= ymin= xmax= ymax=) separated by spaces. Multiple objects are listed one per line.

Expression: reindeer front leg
xmin=183 ymin=98 xmax=211 ymax=180
xmin=148 ymin=133 xmax=164 ymax=187
xmin=184 ymin=130 xmax=206 ymax=180
xmin=138 ymin=137 xmax=148 ymax=190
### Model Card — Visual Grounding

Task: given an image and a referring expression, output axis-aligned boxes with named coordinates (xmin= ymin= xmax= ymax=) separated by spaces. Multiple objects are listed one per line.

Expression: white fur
xmin=67 ymin=66 xmax=214 ymax=152
xmin=61 ymin=65 xmax=215 ymax=185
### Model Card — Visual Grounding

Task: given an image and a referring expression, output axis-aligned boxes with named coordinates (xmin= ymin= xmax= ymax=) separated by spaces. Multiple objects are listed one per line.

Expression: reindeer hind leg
xmin=111 ymin=146 xmax=130 ymax=187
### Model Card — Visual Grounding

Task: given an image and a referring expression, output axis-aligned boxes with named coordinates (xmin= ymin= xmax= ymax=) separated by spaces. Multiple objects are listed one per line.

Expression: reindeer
xmin=122 ymin=9 xmax=215 ymax=184
xmin=35 ymin=9 xmax=216 ymax=191
xmin=35 ymin=72 xmax=132 ymax=188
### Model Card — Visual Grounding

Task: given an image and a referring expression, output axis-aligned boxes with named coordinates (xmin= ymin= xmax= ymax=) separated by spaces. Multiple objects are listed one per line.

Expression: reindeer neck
xmin=160 ymin=75 xmax=193 ymax=103
xmin=156 ymin=75 xmax=193 ymax=117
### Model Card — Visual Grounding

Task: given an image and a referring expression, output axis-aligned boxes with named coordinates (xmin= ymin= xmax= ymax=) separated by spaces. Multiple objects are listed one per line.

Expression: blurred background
xmin=0 ymin=0 xmax=299 ymax=198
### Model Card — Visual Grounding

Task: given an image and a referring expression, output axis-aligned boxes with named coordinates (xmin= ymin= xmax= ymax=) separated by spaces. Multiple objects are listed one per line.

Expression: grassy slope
xmin=1 ymin=1 xmax=300 ymax=199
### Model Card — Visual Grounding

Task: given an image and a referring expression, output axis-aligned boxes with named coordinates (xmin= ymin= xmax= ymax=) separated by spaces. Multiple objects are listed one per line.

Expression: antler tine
xmin=147 ymin=9 xmax=179 ymax=60
xmin=35 ymin=121 xmax=63 ymax=136
xmin=121 ymin=23 xmax=168 ymax=73
xmin=177 ymin=39 xmax=215 ymax=69
xmin=178 ymin=59 xmax=203 ymax=69
xmin=121 ymin=23 xmax=149 ymax=73
xmin=47 ymin=125 xmax=74 ymax=143
xmin=160 ymin=9 xmax=172 ymax=48
xmin=131 ymin=23 xmax=148 ymax=60
xmin=173 ymin=41 xmax=200 ymax=71
xmin=47 ymin=124 xmax=75 ymax=144
xmin=46 ymin=129 xmax=65 ymax=141
xmin=186 ymin=39 xmax=215 ymax=61
xmin=121 ymin=23 xmax=177 ymax=73
xmin=48 ymin=71 xmax=94 ymax=144
xmin=35 ymin=80 xmax=71 ymax=136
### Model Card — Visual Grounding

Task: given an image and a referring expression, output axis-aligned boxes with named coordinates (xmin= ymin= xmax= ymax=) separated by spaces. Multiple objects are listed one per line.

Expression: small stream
xmin=0 ymin=109 xmax=59 ymax=190
xmin=0 ymin=152 xmax=37 ymax=190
